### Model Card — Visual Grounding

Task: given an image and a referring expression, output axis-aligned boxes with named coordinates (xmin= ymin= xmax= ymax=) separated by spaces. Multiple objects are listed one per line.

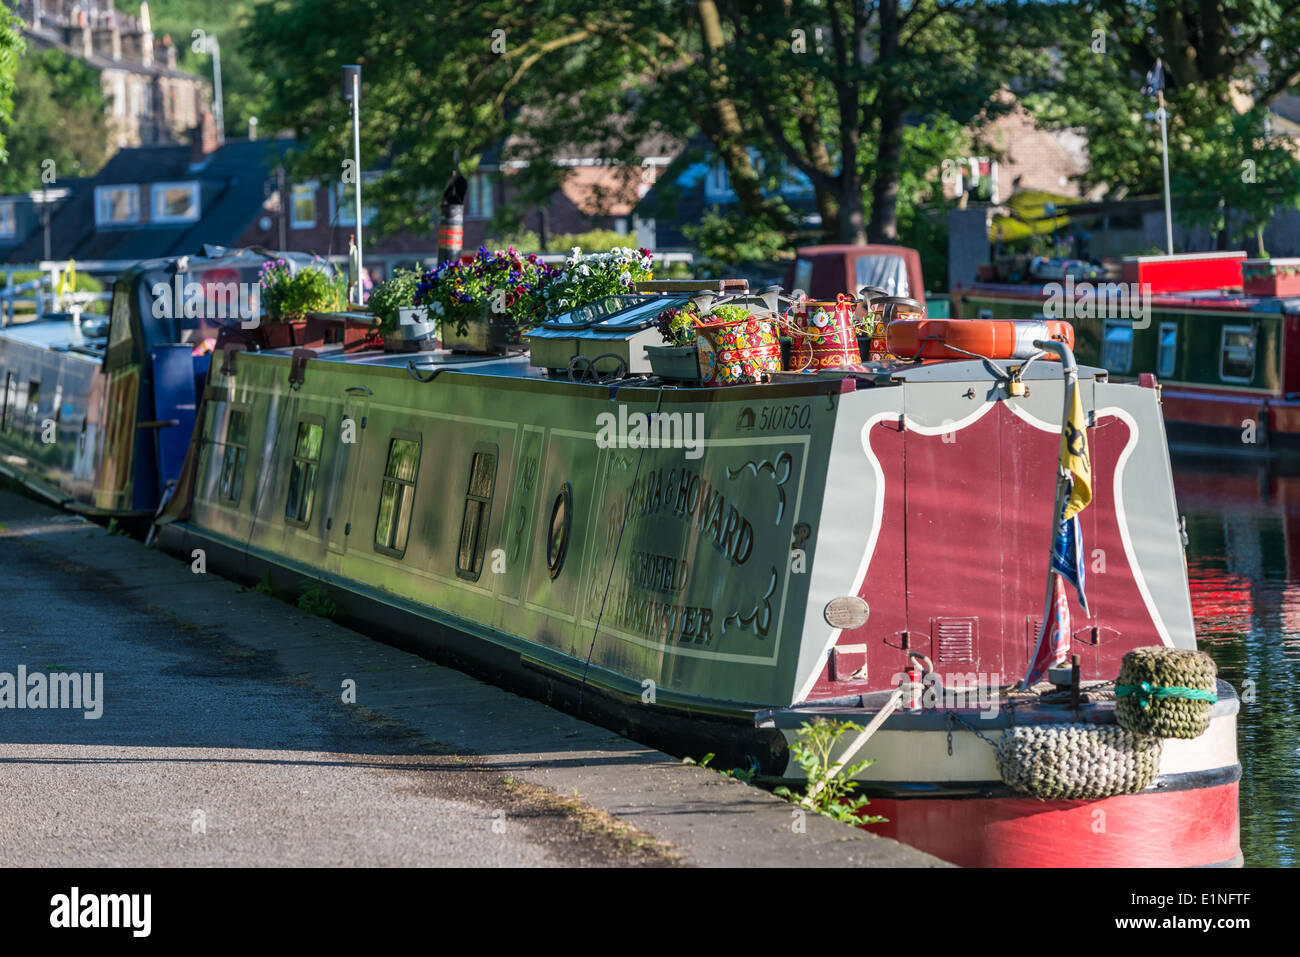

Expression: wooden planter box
xmin=260 ymin=319 xmax=310 ymax=349
xmin=645 ymin=343 xmax=703 ymax=383
xmin=303 ymin=311 xmax=382 ymax=351
xmin=441 ymin=306 xmax=527 ymax=354
xmin=1242 ymin=258 xmax=1300 ymax=298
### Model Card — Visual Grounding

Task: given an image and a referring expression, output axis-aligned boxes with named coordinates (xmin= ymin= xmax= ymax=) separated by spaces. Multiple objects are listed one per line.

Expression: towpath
xmin=0 ymin=488 xmax=944 ymax=867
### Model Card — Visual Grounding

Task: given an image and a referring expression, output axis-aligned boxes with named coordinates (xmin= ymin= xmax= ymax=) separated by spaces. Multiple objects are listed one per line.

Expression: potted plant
xmin=696 ymin=303 xmax=783 ymax=386
xmin=415 ymin=246 xmax=557 ymax=354
xmin=368 ymin=269 xmax=435 ymax=351
xmin=258 ymin=258 xmax=347 ymax=348
xmin=540 ymin=245 xmax=655 ymax=317
xmin=1242 ymin=258 xmax=1300 ymax=297
xmin=645 ymin=304 xmax=704 ymax=382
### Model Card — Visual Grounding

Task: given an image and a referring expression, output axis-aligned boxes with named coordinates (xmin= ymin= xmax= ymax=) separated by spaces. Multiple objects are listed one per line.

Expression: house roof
xmin=5 ymin=137 xmax=295 ymax=264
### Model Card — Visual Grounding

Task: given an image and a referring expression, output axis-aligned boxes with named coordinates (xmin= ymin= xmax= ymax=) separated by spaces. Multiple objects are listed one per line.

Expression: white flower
xmin=619 ymin=270 xmax=632 ymax=285
xmin=571 ymin=246 xmax=582 ymax=259
xmin=580 ymin=264 xmax=591 ymax=276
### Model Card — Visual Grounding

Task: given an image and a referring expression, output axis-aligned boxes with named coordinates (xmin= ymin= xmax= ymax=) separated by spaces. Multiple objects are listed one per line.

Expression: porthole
xmin=547 ymin=483 xmax=573 ymax=580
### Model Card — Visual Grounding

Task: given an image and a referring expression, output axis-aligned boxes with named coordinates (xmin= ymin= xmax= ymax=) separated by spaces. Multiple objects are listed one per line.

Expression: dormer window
xmin=151 ymin=182 xmax=201 ymax=224
xmin=95 ymin=185 xmax=141 ymax=226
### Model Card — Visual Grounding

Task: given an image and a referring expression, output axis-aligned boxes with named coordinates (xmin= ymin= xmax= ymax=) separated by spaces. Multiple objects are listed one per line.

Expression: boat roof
xmin=966 ymin=279 xmax=1300 ymax=313
xmin=0 ymin=317 xmax=106 ymax=361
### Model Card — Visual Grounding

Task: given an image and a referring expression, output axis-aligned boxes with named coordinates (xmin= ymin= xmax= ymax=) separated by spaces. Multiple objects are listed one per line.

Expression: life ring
xmin=885 ymin=318 xmax=1074 ymax=361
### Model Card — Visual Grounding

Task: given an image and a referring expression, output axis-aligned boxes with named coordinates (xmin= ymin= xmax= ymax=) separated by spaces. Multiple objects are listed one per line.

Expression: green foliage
xmin=297 ymin=583 xmax=338 ymax=618
xmin=682 ymin=752 xmax=756 ymax=784
xmin=773 ymin=719 xmax=885 ymax=825
xmin=368 ymin=269 xmax=421 ymax=333
xmin=254 ymin=573 xmax=275 ymax=596
xmin=546 ymin=230 xmax=631 ymax=254
xmin=1023 ymin=1 xmax=1300 ymax=248
xmin=684 ymin=209 xmax=793 ymax=277
xmin=0 ymin=4 xmax=22 ymax=164
xmin=654 ymin=305 xmax=700 ymax=346
xmin=258 ymin=259 xmax=345 ymax=321
xmin=701 ymin=304 xmax=750 ymax=325
xmin=1 ymin=44 xmax=109 ymax=192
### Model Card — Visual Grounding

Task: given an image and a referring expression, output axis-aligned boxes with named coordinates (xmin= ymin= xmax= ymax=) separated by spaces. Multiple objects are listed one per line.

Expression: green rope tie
xmin=1115 ymin=681 xmax=1217 ymax=710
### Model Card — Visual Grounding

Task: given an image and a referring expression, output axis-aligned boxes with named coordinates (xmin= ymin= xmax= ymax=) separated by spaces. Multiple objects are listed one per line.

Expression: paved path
xmin=0 ymin=488 xmax=945 ymax=867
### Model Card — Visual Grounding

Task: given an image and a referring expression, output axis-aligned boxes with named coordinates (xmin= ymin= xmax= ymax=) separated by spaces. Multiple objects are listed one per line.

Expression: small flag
xmin=1023 ymin=574 xmax=1072 ymax=687
xmin=1142 ymin=59 xmax=1165 ymax=98
xmin=1052 ymin=476 xmax=1090 ymax=615
xmin=1061 ymin=380 xmax=1092 ymax=520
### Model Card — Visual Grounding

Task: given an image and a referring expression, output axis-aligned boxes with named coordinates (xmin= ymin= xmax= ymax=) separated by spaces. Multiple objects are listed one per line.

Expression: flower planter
xmin=383 ymin=306 xmax=439 ymax=353
xmin=696 ymin=314 xmax=782 ymax=386
xmin=441 ymin=306 xmax=527 ymax=354
xmin=260 ymin=319 xmax=310 ymax=349
xmin=646 ymin=343 xmax=703 ymax=383
xmin=303 ymin=311 xmax=382 ymax=351
xmin=1242 ymin=258 xmax=1300 ymax=298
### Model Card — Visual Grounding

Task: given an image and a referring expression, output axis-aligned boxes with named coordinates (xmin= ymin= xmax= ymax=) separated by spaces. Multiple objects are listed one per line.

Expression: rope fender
xmin=1115 ymin=647 xmax=1218 ymax=739
xmin=996 ymin=723 xmax=1162 ymax=800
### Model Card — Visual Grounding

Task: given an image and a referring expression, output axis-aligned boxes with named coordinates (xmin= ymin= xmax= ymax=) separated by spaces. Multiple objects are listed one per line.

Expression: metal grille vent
xmin=932 ymin=617 xmax=976 ymax=664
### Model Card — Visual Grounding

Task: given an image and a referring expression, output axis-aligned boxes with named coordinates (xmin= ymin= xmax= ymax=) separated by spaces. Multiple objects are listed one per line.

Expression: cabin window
xmin=855 ymin=254 xmax=910 ymax=297
xmin=457 ymin=446 xmax=498 ymax=580
xmin=285 ymin=419 xmax=325 ymax=526
xmin=547 ymin=483 xmax=573 ymax=580
xmin=0 ymin=201 xmax=16 ymax=239
xmin=1220 ymin=326 xmax=1256 ymax=384
xmin=977 ymin=308 xmax=993 ymax=320
xmin=26 ymin=380 xmax=39 ymax=417
xmin=219 ymin=408 xmax=250 ymax=504
xmin=1158 ymin=323 xmax=1178 ymax=378
xmin=375 ymin=436 xmax=421 ymax=556
xmin=1101 ymin=320 xmax=1133 ymax=374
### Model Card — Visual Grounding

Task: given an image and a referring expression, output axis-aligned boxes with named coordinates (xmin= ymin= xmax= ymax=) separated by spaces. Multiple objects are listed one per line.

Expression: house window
xmin=705 ymin=162 xmax=732 ymax=200
xmin=95 ymin=185 xmax=141 ymax=226
xmin=466 ymin=173 xmax=495 ymax=220
xmin=0 ymin=201 xmax=16 ymax=239
xmin=456 ymin=447 xmax=498 ymax=580
xmin=150 ymin=182 xmax=200 ymax=223
xmin=1101 ymin=320 xmax=1133 ymax=374
xmin=375 ymin=436 xmax=420 ymax=556
xmin=219 ymin=408 xmax=249 ymax=504
xmin=290 ymin=183 xmax=317 ymax=229
xmin=331 ymin=176 xmax=378 ymax=227
xmin=1220 ymin=326 xmax=1257 ymax=384
xmin=284 ymin=419 xmax=324 ymax=526
xmin=1158 ymin=322 xmax=1178 ymax=378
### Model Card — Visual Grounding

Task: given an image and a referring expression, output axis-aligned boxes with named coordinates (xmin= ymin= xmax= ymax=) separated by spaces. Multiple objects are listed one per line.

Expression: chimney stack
xmin=139 ymin=2 xmax=154 ymax=67
xmin=190 ymin=110 xmax=219 ymax=163
xmin=161 ymin=34 xmax=177 ymax=70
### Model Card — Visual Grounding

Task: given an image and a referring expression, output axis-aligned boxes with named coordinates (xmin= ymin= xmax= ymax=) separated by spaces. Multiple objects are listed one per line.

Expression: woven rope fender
xmin=1115 ymin=646 xmax=1217 ymax=739
xmin=995 ymin=723 xmax=1162 ymax=800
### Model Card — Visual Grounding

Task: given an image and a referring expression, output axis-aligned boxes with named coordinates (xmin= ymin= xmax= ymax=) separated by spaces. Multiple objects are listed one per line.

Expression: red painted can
xmin=788 ymin=295 xmax=861 ymax=371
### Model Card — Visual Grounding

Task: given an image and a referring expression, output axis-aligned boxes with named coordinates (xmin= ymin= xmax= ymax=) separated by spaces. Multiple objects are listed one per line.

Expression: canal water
xmin=1175 ymin=455 xmax=1300 ymax=867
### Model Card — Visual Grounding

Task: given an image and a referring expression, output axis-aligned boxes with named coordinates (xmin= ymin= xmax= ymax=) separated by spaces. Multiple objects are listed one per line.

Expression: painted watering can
xmin=787 ymin=294 xmax=861 ymax=371
xmin=696 ymin=312 xmax=783 ymax=386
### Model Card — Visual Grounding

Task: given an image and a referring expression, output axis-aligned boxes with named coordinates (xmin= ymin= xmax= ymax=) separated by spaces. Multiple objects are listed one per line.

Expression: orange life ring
xmin=885 ymin=318 xmax=1075 ymax=361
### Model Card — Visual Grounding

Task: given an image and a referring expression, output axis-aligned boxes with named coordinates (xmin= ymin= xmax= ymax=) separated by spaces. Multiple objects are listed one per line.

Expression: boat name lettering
xmin=605 ymin=580 xmax=714 ymax=646
xmin=610 ymin=467 xmax=755 ymax=565
xmin=627 ymin=549 xmax=690 ymax=593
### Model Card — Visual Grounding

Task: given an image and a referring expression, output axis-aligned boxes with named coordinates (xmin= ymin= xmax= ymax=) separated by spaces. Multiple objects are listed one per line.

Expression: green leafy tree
xmin=1023 ymin=1 xmax=1300 ymax=250
xmin=0 ymin=3 xmax=24 ymax=164
xmin=0 ymin=47 xmax=109 ymax=194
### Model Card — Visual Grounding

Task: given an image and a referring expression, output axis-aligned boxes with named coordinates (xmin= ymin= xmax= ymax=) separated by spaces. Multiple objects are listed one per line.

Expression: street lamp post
xmin=342 ymin=65 xmax=364 ymax=304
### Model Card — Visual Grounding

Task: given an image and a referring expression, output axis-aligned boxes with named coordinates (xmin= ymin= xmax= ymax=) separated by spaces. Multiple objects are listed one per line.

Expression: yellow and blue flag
xmin=1060 ymin=379 xmax=1091 ymax=521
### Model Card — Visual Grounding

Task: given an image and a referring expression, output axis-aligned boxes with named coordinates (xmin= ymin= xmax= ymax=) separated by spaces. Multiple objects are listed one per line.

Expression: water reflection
xmin=1174 ymin=454 xmax=1300 ymax=868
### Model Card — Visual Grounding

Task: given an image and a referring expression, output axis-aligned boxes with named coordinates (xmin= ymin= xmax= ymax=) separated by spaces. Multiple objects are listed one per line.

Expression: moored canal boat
xmin=152 ymin=283 xmax=1240 ymax=868
xmin=953 ymin=250 xmax=1300 ymax=460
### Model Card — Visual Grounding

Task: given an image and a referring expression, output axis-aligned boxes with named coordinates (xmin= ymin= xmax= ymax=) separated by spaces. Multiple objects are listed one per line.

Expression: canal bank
xmin=0 ymin=489 xmax=944 ymax=867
